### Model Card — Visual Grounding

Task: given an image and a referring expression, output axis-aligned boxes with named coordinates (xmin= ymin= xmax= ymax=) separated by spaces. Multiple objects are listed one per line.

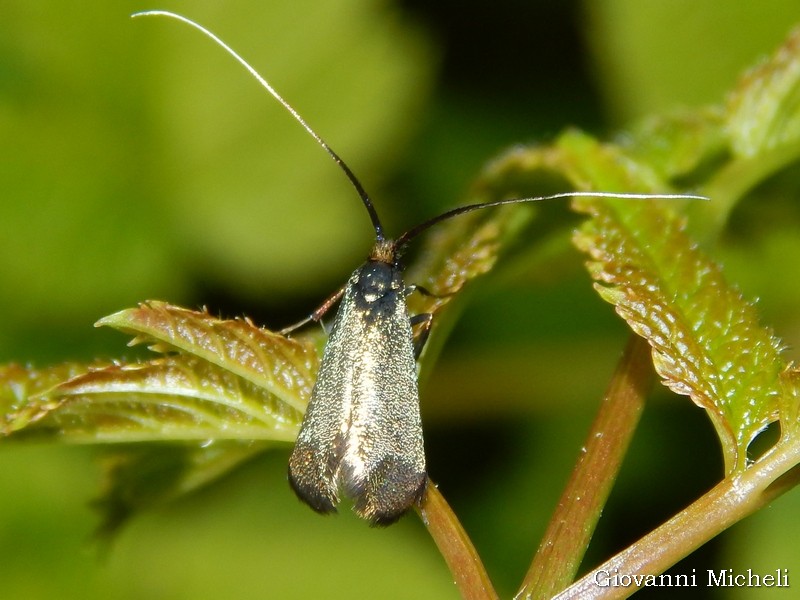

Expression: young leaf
xmin=573 ymin=197 xmax=785 ymax=473
xmin=2 ymin=302 xmax=317 ymax=443
xmin=97 ymin=302 xmax=318 ymax=413
xmin=727 ymin=26 xmax=800 ymax=159
xmin=22 ymin=357 xmax=300 ymax=443
xmin=1 ymin=362 xmax=103 ymax=435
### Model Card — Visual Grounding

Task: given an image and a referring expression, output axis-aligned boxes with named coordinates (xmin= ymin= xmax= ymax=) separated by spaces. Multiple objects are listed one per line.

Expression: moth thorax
xmin=358 ymin=261 xmax=400 ymax=303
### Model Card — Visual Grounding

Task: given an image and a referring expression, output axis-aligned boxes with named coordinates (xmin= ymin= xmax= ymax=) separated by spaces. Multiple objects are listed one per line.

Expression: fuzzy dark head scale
xmin=368 ymin=238 xmax=399 ymax=265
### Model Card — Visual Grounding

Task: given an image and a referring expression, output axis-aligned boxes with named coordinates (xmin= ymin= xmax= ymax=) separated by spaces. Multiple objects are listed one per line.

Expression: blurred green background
xmin=3 ymin=1 xmax=800 ymax=598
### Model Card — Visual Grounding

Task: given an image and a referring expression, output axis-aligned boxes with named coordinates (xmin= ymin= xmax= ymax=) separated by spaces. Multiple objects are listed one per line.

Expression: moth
xmin=134 ymin=10 xmax=707 ymax=525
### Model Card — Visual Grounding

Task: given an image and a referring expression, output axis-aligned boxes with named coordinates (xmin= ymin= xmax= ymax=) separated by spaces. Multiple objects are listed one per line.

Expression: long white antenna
xmin=131 ymin=10 xmax=386 ymax=240
xmin=395 ymin=191 xmax=708 ymax=249
xmin=133 ymin=11 xmax=709 ymax=252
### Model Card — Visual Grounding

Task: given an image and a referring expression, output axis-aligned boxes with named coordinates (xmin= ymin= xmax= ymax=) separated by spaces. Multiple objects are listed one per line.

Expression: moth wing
xmin=340 ymin=291 xmax=427 ymax=524
xmin=288 ymin=268 xmax=427 ymax=524
xmin=288 ymin=285 xmax=359 ymax=514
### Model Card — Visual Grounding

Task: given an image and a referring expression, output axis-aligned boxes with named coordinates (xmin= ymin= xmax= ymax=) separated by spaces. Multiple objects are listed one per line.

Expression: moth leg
xmin=405 ymin=284 xmax=456 ymax=358
xmin=405 ymin=283 xmax=449 ymax=299
xmin=409 ymin=312 xmax=434 ymax=359
xmin=279 ymin=284 xmax=346 ymax=335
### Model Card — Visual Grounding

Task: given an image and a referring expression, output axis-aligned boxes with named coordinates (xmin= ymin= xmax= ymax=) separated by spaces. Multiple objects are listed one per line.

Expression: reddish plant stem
xmin=516 ymin=335 xmax=652 ymax=600
xmin=553 ymin=437 xmax=800 ymax=599
xmin=417 ymin=481 xmax=499 ymax=600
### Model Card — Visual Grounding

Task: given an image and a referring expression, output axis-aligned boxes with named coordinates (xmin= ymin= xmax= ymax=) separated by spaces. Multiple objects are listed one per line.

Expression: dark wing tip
xmin=350 ymin=459 xmax=428 ymax=526
xmin=288 ymin=447 xmax=339 ymax=515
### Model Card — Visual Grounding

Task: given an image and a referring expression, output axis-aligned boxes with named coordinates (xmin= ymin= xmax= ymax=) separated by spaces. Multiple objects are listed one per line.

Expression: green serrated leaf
xmin=3 ymin=303 xmax=317 ymax=444
xmin=727 ymin=26 xmax=800 ymax=158
xmin=573 ymin=197 xmax=785 ymax=473
xmin=21 ymin=357 xmax=300 ymax=443
xmin=97 ymin=301 xmax=318 ymax=413
xmin=1 ymin=362 xmax=102 ymax=434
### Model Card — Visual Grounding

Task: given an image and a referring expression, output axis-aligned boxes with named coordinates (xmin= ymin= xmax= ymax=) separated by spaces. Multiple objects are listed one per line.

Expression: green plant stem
xmin=552 ymin=437 xmax=800 ymax=600
xmin=515 ymin=335 xmax=652 ymax=600
xmin=417 ymin=481 xmax=498 ymax=600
